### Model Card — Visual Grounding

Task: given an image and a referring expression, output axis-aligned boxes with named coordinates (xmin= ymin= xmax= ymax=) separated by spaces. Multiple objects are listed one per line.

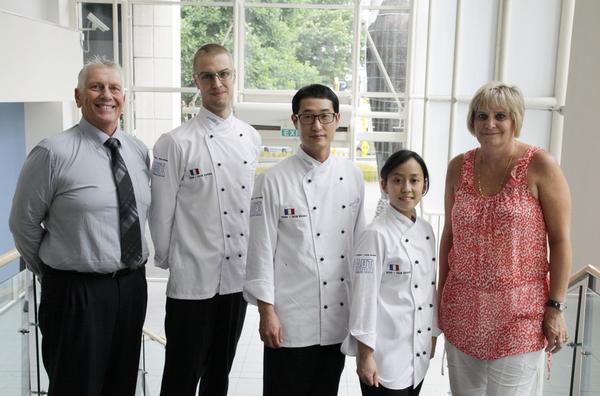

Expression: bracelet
xmin=546 ymin=299 xmax=566 ymax=312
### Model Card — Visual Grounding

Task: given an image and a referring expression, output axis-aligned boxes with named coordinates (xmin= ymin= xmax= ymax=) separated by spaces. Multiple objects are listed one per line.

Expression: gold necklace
xmin=477 ymin=148 xmax=514 ymax=196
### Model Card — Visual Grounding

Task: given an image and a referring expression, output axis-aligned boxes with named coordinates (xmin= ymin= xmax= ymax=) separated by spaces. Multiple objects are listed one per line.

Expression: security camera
xmin=86 ymin=12 xmax=110 ymax=32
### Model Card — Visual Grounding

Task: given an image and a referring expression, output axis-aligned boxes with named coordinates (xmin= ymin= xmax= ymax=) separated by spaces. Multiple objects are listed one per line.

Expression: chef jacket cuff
xmin=351 ymin=331 xmax=376 ymax=352
xmin=153 ymin=255 xmax=169 ymax=269
xmin=243 ymin=280 xmax=274 ymax=306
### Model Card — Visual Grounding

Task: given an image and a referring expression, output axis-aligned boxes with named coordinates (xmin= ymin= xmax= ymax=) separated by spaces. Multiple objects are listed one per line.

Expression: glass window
xmin=244 ymin=7 xmax=353 ymax=90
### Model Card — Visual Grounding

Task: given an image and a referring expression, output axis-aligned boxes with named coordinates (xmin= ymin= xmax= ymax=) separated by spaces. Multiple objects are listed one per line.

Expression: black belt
xmin=42 ymin=262 xmax=146 ymax=279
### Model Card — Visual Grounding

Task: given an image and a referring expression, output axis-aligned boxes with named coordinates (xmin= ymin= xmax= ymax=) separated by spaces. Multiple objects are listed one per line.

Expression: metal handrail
xmin=568 ymin=264 xmax=600 ymax=287
xmin=142 ymin=327 xmax=166 ymax=346
xmin=0 ymin=248 xmax=20 ymax=269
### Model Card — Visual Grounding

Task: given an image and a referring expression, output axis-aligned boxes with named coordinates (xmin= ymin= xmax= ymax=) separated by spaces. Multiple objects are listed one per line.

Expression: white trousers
xmin=445 ymin=341 xmax=544 ymax=396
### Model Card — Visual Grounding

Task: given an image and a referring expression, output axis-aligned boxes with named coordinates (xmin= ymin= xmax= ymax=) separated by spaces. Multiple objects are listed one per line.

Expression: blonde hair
xmin=467 ymin=81 xmax=524 ymax=137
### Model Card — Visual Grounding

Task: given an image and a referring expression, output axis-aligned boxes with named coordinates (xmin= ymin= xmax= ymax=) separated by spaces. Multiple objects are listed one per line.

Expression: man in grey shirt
xmin=9 ymin=57 xmax=151 ymax=396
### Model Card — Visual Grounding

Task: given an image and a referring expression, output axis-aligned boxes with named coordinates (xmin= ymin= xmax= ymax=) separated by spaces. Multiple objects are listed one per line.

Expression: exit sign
xmin=281 ymin=128 xmax=298 ymax=138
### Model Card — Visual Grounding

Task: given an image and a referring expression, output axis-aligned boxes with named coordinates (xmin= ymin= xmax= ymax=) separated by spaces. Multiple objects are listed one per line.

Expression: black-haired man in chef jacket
xmin=244 ymin=84 xmax=366 ymax=396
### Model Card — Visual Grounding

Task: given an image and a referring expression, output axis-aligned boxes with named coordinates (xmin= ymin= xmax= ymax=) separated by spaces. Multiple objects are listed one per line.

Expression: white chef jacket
xmin=149 ymin=106 xmax=261 ymax=299
xmin=345 ymin=204 xmax=440 ymax=390
xmin=244 ymin=147 xmax=366 ymax=347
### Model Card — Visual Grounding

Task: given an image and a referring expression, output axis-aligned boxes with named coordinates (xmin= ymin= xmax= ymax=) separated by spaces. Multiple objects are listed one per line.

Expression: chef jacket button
xmin=423 ymin=351 xmax=427 ymax=355
xmin=341 ymin=230 xmax=345 ymax=234
xmin=224 ymin=211 xmax=228 ymax=215
xmin=426 ymin=236 xmax=430 ymax=240
xmin=323 ymin=281 xmax=327 ymax=285
xmin=226 ymin=256 xmax=230 ymax=260
xmin=432 ymin=257 xmax=436 ymax=261
xmin=416 ymin=353 xmax=420 ymax=357
xmin=340 ymin=255 xmax=345 ymax=259
xmin=239 ymin=133 xmax=243 ymax=137
xmin=342 ymin=205 xmax=346 ymax=209
xmin=418 ymin=329 xmax=422 ymax=334
xmin=240 ymin=210 xmax=244 ymax=213
xmin=244 ymin=160 xmax=248 ymax=164
xmin=307 ymin=179 xmax=312 ymax=183
xmin=238 ymin=254 xmax=242 ymax=258
xmin=227 ymin=234 xmax=231 ymax=238
xmin=340 ymin=277 xmax=345 ymax=282
xmin=324 ymin=305 xmax=328 ymax=309
xmin=221 ymin=188 xmax=225 ymax=192
xmin=414 ymin=284 xmax=418 ymax=288
xmin=340 ymin=302 xmax=344 ymax=306
xmin=209 ymin=134 xmax=214 ymax=138
xmin=313 ymin=206 xmax=317 ymax=210
xmin=429 ymin=304 xmax=434 ymax=308
xmin=418 ymin=306 xmax=422 ymax=310
xmin=242 ymin=185 xmax=246 ymax=189
xmin=431 ymin=281 xmax=435 ymax=285
xmin=415 ymin=260 xmax=419 ymax=264
xmin=405 ymin=239 xmax=409 ymax=243
xmin=339 ymin=177 xmax=343 ymax=181
xmin=320 ymin=257 xmax=324 ymax=262
xmin=316 ymin=233 xmax=321 ymax=237
xmin=427 ymin=327 xmax=431 ymax=331
xmin=240 ymin=233 xmax=244 ymax=237
xmin=217 ymin=163 xmax=222 ymax=167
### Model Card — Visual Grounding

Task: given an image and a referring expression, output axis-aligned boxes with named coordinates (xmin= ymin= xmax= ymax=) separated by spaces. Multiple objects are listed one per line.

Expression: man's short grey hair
xmin=77 ymin=56 xmax=124 ymax=91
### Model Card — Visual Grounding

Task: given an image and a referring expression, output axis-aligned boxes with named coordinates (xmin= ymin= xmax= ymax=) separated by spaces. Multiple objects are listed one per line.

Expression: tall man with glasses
xmin=10 ymin=57 xmax=150 ymax=396
xmin=150 ymin=43 xmax=261 ymax=396
xmin=245 ymin=84 xmax=366 ymax=395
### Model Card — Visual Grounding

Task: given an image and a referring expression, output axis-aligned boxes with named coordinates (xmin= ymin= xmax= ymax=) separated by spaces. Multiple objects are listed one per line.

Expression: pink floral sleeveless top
xmin=440 ymin=146 xmax=549 ymax=360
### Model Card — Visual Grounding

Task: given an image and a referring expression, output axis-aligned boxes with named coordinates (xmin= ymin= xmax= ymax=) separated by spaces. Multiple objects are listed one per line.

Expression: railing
xmin=543 ymin=265 xmax=600 ymax=396
xmin=2 ymin=246 xmax=599 ymax=396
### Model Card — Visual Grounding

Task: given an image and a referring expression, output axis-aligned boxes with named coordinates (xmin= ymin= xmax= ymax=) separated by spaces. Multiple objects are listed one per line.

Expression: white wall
xmin=562 ymin=0 xmax=600 ymax=271
xmin=0 ymin=10 xmax=82 ymax=103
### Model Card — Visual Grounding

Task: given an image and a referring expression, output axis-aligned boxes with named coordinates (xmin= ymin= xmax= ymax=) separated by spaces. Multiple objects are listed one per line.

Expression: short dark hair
xmin=380 ymin=150 xmax=430 ymax=194
xmin=292 ymin=84 xmax=339 ymax=114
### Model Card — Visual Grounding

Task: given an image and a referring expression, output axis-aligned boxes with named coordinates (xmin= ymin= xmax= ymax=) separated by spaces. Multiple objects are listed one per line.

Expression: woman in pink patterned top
xmin=438 ymin=81 xmax=572 ymax=395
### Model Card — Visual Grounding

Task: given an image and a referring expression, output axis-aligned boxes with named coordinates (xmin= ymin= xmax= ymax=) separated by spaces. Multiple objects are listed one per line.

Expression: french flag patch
xmin=189 ymin=168 xmax=201 ymax=176
xmin=284 ymin=208 xmax=296 ymax=215
xmin=388 ymin=264 xmax=400 ymax=272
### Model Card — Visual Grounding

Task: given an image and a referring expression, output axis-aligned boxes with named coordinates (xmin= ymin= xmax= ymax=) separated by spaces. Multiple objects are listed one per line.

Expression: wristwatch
xmin=547 ymin=299 xmax=566 ymax=312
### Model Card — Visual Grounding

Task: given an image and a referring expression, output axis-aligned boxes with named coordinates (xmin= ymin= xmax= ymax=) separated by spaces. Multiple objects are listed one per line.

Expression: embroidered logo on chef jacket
xmin=152 ymin=159 xmax=166 ymax=177
xmin=353 ymin=255 xmax=375 ymax=274
xmin=187 ymin=167 xmax=213 ymax=179
xmin=280 ymin=207 xmax=307 ymax=219
xmin=385 ymin=263 xmax=411 ymax=275
xmin=250 ymin=197 xmax=263 ymax=217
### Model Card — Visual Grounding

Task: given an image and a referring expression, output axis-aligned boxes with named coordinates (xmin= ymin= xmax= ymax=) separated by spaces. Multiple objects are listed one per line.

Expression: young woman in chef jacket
xmin=345 ymin=150 xmax=439 ymax=396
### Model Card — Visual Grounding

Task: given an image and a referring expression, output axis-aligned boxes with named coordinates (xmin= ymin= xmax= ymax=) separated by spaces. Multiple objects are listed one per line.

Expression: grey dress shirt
xmin=9 ymin=118 xmax=151 ymax=276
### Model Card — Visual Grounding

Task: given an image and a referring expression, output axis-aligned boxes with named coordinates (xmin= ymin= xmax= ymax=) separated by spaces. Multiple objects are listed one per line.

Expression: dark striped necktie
xmin=105 ymin=137 xmax=142 ymax=268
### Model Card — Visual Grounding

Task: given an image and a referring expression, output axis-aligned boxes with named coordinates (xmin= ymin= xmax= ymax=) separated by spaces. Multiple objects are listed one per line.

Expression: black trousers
xmin=360 ymin=380 xmax=423 ymax=396
xmin=263 ymin=343 xmax=346 ymax=396
xmin=159 ymin=292 xmax=247 ymax=396
xmin=39 ymin=266 xmax=147 ymax=396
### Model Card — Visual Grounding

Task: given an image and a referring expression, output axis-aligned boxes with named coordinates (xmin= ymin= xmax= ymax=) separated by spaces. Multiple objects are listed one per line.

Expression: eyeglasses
xmin=194 ymin=69 xmax=233 ymax=83
xmin=295 ymin=113 xmax=337 ymax=125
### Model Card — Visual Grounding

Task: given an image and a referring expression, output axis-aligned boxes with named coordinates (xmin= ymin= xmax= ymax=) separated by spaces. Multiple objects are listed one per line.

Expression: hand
xmin=543 ymin=307 xmax=568 ymax=353
xmin=357 ymin=346 xmax=379 ymax=387
xmin=430 ymin=337 xmax=437 ymax=359
xmin=258 ymin=303 xmax=284 ymax=348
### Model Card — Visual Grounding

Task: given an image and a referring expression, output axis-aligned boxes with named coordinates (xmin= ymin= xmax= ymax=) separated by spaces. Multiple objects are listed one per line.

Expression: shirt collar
xmin=78 ymin=117 xmax=124 ymax=148
xmin=198 ymin=106 xmax=233 ymax=130
xmin=297 ymin=145 xmax=333 ymax=170
xmin=386 ymin=203 xmax=416 ymax=227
